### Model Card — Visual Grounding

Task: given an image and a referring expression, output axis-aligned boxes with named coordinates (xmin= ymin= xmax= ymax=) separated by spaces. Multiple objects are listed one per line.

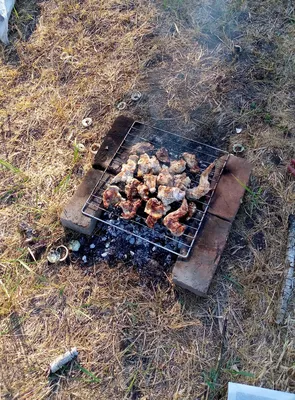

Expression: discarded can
xmin=232 ymin=143 xmax=245 ymax=154
xmin=131 ymin=91 xmax=142 ymax=101
xmin=49 ymin=347 xmax=78 ymax=374
xmin=82 ymin=117 xmax=93 ymax=128
xmin=90 ymin=143 xmax=100 ymax=154
xmin=117 ymin=101 xmax=127 ymax=111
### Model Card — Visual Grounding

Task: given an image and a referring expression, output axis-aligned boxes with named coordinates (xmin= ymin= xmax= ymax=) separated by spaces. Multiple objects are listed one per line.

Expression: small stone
xmin=130 ymin=251 xmax=135 ymax=256
xmin=101 ymin=252 xmax=108 ymax=258
xmin=47 ymin=250 xmax=60 ymax=263
xmin=129 ymin=237 xmax=135 ymax=245
xmin=105 ymin=242 xmax=110 ymax=249
xmin=68 ymin=240 xmax=81 ymax=252
xmin=82 ymin=255 xmax=87 ymax=263
xmin=236 ymin=127 xmax=242 ymax=134
xmin=152 ymin=246 xmax=156 ymax=252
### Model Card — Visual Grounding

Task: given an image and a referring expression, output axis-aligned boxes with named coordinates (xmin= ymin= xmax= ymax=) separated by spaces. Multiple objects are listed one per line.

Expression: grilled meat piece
xmin=130 ymin=142 xmax=154 ymax=155
xmin=137 ymin=153 xmax=151 ymax=177
xmin=182 ymin=152 xmax=200 ymax=173
xmin=144 ymin=198 xmax=166 ymax=228
xmin=119 ymin=199 xmax=142 ymax=219
xmin=111 ymin=155 xmax=138 ymax=184
xmin=187 ymin=202 xmax=197 ymax=220
xmin=169 ymin=159 xmax=186 ymax=174
xmin=138 ymin=153 xmax=161 ymax=177
xmin=157 ymin=166 xmax=174 ymax=187
xmin=174 ymin=173 xmax=191 ymax=190
xmin=137 ymin=183 xmax=150 ymax=201
xmin=163 ymin=199 xmax=188 ymax=237
xmin=156 ymin=147 xmax=170 ymax=163
xmin=157 ymin=185 xmax=185 ymax=206
xmin=103 ymin=186 xmax=123 ymax=208
xmin=186 ymin=162 xmax=215 ymax=200
xmin=125 ymin=178 xmax=141 ymax=199
xmin=143 ymin=174 xmax=157 ymax=193
xmin=149 ymin=156 xmax=161 ymax=174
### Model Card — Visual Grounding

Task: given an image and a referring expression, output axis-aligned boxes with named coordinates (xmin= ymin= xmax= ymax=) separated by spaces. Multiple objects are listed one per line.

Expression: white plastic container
xmin=228 ymin=383 xmax=295 ymax=400
xmin=0 ymin=0 xmax=16 ymax=44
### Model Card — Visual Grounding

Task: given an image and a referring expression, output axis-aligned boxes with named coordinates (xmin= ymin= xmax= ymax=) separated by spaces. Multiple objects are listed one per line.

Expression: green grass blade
xmin=77 ymin=365 xmax=101 ymax=383
xmin=0 ymin=159 xmax=21 ymax=174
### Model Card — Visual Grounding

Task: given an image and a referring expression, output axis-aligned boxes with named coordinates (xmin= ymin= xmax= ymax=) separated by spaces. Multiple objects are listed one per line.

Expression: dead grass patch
xmin=0 ymin=0 xmax=295 ymax=399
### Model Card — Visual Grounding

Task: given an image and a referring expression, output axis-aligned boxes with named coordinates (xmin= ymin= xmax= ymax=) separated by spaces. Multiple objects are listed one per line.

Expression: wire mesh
xmin=82 ymin=121 xmax=229 ymax=258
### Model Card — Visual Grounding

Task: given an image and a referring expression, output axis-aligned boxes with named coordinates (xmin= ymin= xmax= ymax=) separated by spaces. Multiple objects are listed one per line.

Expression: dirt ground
xmin=1 ymin=0 xmax=295 ymax=399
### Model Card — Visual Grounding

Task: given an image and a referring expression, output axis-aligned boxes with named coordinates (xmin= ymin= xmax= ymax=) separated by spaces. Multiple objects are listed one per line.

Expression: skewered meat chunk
xmin=186 ymin=162 xmax=215 ymax=200
xmin=163 ymin=199 xmax=188 ymax=237
xmin=119 ymin=199 xmax=142 ymax=219
xmin=156 ymin=147 xmax=170 ymax=163
xmin=125 ymin=178 xmax=141 ymax=199
xmin=143 ymin=174 xmax=157 ymax=193
xmin=130 ymin=142 xmax=154 ymax=155
xmin=111 ymin=155 xmax=138 ymax=184
xmin=137 ymin=183 xmax=150 ymax=201
xmin=103 ymin=186 xmax=123 ymax=208
xmin=157 ymin=166 xmax=174 ymax=187
xmin=157 ymin=185 xmax=185 ymax=206
xmin=187 ymin=202 xmax=197 ymax=220
xmin=169 ymin=159 xmax=186 ymax=174
xmin=145 ymin=198 xmax=166 ymax=228
xmin=174 ymin=173 xmax=191 ymax=190
xmin=182 ymin=152 xmax=200 ymax=173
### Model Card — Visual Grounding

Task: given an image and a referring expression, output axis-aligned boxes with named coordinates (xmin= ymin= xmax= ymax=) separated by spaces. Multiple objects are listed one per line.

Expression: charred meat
xmin=163 ymin=199 xmax=188 ymax=236
xmin=138 ymin=154 xmax=161 ymax=177
xmin=137 ymin=153 xmax=151 ymax=177
xmin=157 ymin=166 xmax=174 ymax=187
xmin=157 ymin=185 xmax=185 ymax=206
xmin=186 ymin=162 xmax=215 ymax=200
xmin=156 ymin=147 xmax=170 ymax=163
xmin=119 ymin=199 xmax=142 ymax=219
xmin=137 ymin=183 xmax=150 ymax=201
xmin=182 ymin=152 xmax=200 ymax=173
xmin=103 ymin=186 xmax=124 ymax=208
xmin=187 ymin=202 xmax=197 ymax=220
xmin=174 ymin=173 xmax=191 ymax=190
xmin=143 ymin=174 xmax=157 ymax=193
xmin=130 ymin=142 xmax=154 ymax=155
xmin=169 ymin=159 xmax=186 ymax=174
xmin=111 ymin=155 xmax=138 ymax=184
xmin=125 ymin=178 xmax=141 ymax=200
xmin=144 ymin=198 xmax=166 ymax=228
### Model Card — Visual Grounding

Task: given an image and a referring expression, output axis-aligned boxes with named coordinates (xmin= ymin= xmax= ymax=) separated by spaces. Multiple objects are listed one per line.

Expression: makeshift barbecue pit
xmin=82 ymin=122 xmax=229 ymax=258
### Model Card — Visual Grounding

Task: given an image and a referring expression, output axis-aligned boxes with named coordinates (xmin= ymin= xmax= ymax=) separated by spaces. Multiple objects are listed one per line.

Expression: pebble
xmin=101 ymin=252 xmax=108 ymax=258
xmin=129 ymin=237 xmax=135 ymax=245
xmin=89 ymin=243 xmax=95 ymax=249
xmin=152 ymin=246 xmax=156 ymax=252
xmin=101 ymin=236 xmax=107 ymax=242
xmin=130 ymin=251 xmax=135 ymax=257
xmin=105 ymin=242 xmax=110 ymax=249
xmin=82 ymin=255 xmax=87 ymax=263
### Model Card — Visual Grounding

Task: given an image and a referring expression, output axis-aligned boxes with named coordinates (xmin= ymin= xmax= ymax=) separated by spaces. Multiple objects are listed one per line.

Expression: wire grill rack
xmin=82 ymin=121 xmax=229 ymax=258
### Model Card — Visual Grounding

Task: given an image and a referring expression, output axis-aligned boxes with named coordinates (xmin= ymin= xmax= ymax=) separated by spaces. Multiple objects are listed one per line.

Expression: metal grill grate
xmin=82 ymin=121 xmax=229 ymax=258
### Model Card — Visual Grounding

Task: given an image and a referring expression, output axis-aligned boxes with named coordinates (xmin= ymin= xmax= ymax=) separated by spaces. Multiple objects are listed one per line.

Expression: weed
xmin=76 ymin=364 xmax=101 ymax=384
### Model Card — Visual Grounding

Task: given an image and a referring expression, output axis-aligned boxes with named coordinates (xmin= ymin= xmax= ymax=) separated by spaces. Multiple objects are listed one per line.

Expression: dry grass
xmin=1 ymin=0 xmax=295 ymax=399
